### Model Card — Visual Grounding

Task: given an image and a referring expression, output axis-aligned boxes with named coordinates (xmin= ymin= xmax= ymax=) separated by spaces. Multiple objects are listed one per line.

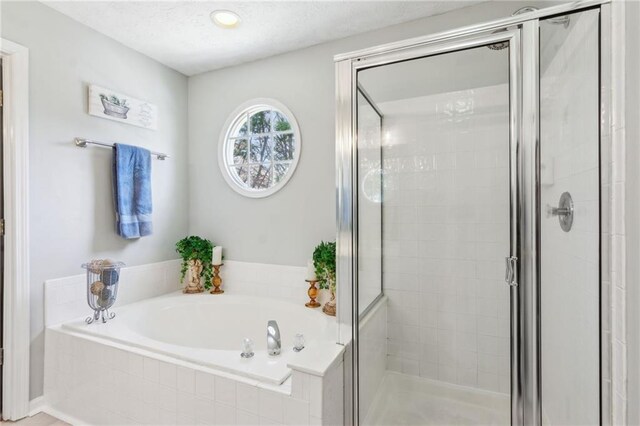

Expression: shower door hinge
xmin=0 ymin=218 xmax=4 ymax=237
xmin=505 ymin=256 xmax=518 ymax=287
xmin=0 ymin=348 xmax=3 ymax=365
xmin=0 ymin=89 xmax=3 ymax=107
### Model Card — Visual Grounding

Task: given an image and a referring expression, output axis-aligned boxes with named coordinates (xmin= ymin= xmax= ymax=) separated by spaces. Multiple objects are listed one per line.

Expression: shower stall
xmin=335 ymin=2 xmax=611 ymax=425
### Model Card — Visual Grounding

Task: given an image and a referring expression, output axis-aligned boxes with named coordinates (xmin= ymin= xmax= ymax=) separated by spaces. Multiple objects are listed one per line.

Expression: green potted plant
xmin=313 ymin=241 xmax=336 ymax=316
xmin=175 ymin=236 xmax=214 ymax=293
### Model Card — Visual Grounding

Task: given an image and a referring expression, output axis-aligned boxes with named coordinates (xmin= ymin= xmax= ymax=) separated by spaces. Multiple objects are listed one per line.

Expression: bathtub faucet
xmin=267 ymin=320 xmax=281 ymax=356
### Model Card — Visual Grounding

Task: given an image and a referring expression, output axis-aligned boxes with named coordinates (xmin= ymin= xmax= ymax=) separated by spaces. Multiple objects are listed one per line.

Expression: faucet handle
xmin=241 ymin=338 xmax=254 ymax=358
xmin=293 ymin=333 xmax=305 ymax=352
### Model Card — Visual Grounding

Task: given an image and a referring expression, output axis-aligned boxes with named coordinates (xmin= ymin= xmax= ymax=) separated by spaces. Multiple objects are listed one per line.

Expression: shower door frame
xmin=335 ymin=1 xmax=612 ymax=425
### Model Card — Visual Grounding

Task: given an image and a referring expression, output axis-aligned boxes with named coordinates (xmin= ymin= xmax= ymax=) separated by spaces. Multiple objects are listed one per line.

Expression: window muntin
xmin=219 ymin=100 xmax=300 ymax=197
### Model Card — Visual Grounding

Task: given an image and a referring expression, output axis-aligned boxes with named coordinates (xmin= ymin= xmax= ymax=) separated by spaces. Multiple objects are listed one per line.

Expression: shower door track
xmin=335 ymin=1 xmax=611 ymax=425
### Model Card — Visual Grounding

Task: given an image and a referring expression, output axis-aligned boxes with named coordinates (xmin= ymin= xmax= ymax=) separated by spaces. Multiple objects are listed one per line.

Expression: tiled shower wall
xmin=539 ymin=10 xmax=601 ymax=425
xmin=382 ymin=85 xmax=511 ymax=393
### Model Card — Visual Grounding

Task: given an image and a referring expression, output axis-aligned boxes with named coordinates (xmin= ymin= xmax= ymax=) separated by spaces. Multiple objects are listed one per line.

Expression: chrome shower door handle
xmin=505 ymin=256 xmax=518 ymax=287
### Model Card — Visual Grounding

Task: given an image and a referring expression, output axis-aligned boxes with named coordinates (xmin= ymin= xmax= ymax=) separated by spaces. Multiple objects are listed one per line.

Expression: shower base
xmin=364 ymin=371 xmax=510 ymax=426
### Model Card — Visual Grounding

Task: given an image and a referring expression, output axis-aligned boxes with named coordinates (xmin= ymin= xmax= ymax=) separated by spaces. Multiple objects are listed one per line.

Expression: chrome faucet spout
xmin=267 ymin=320 xmax=281 ymax=356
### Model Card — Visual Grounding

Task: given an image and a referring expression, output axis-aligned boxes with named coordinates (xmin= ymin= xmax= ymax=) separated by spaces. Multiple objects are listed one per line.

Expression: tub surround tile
xmin=236 ymin=409 xmax=260 ymax=425
xmin=291 ymin=371 xmax=310 ymax=401
xmin=218 ymin=260 xmax=308 ymax=305
xmin=143 ymin=356 xmax=160 ymax=382
xmin=236 ymin=382 xmax=259 ymax=414
xmin=215 ymin=376 xmax=237 ymax=406
xmin=44 ymin=259 xmax=182 ymax=327
xmin=196 ymin=397 xmax=216 ymax=423
xmin=283 ymin=397 xmax=310 ymax=425
xmin=259 ymin=388 xmax=284 ymax=423
xmin=214 ymin=402 xmax=237 ymax=425
xmin=159 ymin=360 xmax=178 ymax=388
xmin=128 ymin=353 xmax=144 ymax=377
xmin=43 ymin=258 xmax=344 ymax=425
xmin=177 ymin=391 xmax=198 ymax=419
xmin=157 ymin=385 xmax=178 ymax=412
xmin=308 ymin=375 xmax=323 ymax=419
xmin=196 ymin=370 xmax=215 ymax=400
xmin=259 ymin=418 xmax=281 ymax=426
xmin=44 ymin=327 xmax=344 ymax=425
xmin=177 ymin=366 xmax=196 ymax=394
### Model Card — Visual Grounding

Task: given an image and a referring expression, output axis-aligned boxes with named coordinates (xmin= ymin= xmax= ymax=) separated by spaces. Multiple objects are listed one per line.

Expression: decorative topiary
xmin=175 ymin=236 xmax=214 ymax=289
xmin=313 ymin=241 xmax=336 ymax=291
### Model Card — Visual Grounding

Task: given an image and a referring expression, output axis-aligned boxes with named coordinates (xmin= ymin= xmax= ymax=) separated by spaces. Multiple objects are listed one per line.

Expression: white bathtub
xmin=61 ymin=291 xmax=337 ymax=385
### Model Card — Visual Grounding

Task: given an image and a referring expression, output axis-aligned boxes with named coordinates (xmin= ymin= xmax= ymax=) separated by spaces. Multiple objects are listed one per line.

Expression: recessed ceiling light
xmin=210 ymin=10 xmax=240 ymax=29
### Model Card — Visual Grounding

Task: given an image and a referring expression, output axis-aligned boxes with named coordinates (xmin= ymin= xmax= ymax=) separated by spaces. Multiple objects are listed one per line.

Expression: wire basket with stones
xmin=81 ymin=259 xmax=125 ymax=324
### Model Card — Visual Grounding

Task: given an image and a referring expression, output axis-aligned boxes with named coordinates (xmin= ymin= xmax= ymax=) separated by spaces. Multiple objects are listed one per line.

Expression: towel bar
xmin=75 ymin=137 xmax=169 ymax=160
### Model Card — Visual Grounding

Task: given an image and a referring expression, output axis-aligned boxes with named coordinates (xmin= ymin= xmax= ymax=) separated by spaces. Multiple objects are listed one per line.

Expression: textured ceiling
xmin=42 ymin=1 xmax=480 ymax=76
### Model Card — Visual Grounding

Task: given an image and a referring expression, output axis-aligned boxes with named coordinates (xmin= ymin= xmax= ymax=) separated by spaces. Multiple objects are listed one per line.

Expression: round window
xmin=218 ymin=99 xmax=301 ymax=198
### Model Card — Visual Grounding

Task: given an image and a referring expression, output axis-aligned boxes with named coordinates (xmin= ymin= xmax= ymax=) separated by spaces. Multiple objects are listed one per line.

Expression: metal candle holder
xmin=210 ymin=264 xmax=224 ymax=294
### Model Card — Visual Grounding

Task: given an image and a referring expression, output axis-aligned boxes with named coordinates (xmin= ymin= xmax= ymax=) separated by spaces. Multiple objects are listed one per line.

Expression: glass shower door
xmin=338 ymin=6 xmax=607 ymax=425
xmin=355 ymin=38 xmax=516 ymax=425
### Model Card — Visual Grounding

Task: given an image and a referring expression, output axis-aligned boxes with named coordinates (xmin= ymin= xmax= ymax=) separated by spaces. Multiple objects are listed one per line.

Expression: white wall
xmin=186 ymin=1 xmax=552 ymax=267
xmin=1 ymin=1 xmax=189 ymax=398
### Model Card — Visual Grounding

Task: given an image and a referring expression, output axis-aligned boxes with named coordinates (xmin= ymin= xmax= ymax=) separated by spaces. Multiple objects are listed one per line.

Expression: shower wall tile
xmin=539 ymin=10 xmax=603 ymax=425
xmin=380 ymin=84 xmax=511 ymax=394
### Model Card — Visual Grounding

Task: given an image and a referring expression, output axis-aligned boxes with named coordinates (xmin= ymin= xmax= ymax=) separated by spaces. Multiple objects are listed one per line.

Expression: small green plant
xmin=313 ymin=241 xmax=336 ymax=291
xmin=175 ymin=236 xmax=214 ymax=289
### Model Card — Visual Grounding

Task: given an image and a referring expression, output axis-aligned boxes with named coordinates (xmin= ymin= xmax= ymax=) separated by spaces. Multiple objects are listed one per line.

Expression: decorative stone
xmin=90 ymin=281 xmax=105 ymax=295
xmin=97 ymin=287 xmax=115 ymax=308
xmin=88 ymin=259 xmax=104 ymax=274
xmin=101 ymin=266 xmax=120 ymax=286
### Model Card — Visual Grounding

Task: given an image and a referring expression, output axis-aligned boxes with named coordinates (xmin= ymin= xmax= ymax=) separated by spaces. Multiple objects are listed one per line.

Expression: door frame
xmin=0 ymin=37 xmax=30 ymax=421
xmin=337 ymin=26 xmax=523 ymax=426
xmin=334 ymin=1 xmax=612 ymax=425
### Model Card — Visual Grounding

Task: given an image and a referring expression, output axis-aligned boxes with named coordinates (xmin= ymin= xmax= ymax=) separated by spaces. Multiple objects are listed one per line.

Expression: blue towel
xmin=112 ymin=143 xmax=153 ymax=239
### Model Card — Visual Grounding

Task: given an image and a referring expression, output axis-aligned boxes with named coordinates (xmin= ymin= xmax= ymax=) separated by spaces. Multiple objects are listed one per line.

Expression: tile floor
xmin=0 ymin=413 xmax=68 ymax=426
xmin=364 ymin=372 xmax=510 ymax=426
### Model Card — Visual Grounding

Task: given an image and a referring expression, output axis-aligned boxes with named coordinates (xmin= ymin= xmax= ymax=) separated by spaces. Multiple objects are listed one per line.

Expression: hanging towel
xmin=112 ymin=143 xmax=153 ymax=239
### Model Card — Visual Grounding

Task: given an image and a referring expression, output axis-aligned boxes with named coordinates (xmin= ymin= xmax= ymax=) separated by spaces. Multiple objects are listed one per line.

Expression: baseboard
xmin=28 ymin=398 xmax=86 ymax=425
xmin=40 ymin=405 xmax=87 ymax=426
xmin=28 ymin=396 xmax=44 ymax=416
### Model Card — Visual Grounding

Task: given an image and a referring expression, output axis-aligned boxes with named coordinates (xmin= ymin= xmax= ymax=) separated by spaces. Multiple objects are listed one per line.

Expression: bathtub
xmin=61 ymin=291 xmax=337 ymax=385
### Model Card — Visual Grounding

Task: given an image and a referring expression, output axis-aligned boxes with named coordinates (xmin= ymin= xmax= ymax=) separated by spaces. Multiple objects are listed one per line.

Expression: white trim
xmin=0 ymin=38 xmax=30 ymax=421
xmin=28 ymin=396 xmax=44 ymax=417
xmin=217 ymin=98 xmax=301 ymax=199
xmin=333 ymin=0 xmax=609 ymax=62
xmin=40 ymin=405 xmax=85 ymax=426
xmin=609 ymin=1 xmax=627 ymax=424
